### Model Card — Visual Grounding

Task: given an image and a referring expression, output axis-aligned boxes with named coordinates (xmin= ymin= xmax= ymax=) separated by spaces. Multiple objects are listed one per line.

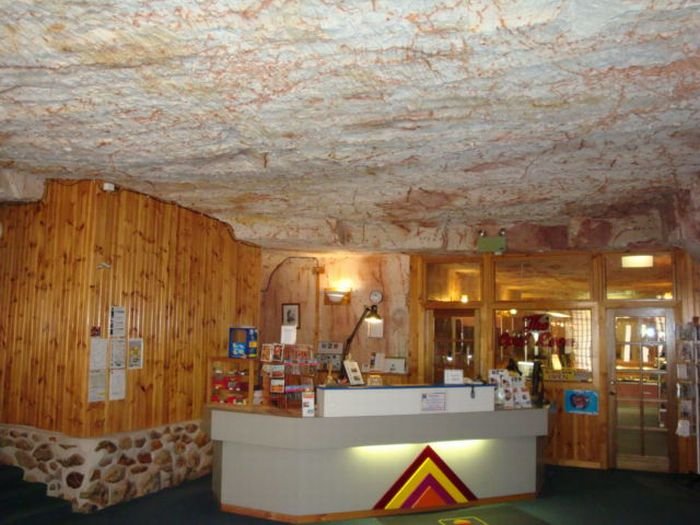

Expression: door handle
xmin=609 ymin=391 xmax=616 ymax=396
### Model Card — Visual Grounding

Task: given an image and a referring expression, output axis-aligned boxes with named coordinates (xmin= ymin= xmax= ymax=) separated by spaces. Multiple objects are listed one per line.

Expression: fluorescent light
xmin=621 ymin=255 xmax=653 ymax=268
xmin=546 ymin=311 xmax=571 ymax=319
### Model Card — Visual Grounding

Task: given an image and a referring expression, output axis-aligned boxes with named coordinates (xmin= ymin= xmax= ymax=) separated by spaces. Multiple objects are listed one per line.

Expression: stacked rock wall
xmin=0 ymin=420 xmax=212 ymax=512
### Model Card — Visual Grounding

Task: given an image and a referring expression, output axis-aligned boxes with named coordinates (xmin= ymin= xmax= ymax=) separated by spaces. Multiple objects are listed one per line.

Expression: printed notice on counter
xmin=88 ymin=370 xmax=107 ymax=402
xmin=421 ymin=391 xmax=447 ymax=412
xmin=128 ymin=338 xmax=144 ymax=369
xmin=444 ymin=369 xmax=464 ymax=385
xmin=89 ymin=337 xmax=109 ymax=371
xmin=110 ymin=338 xmax=126 ymax=369
xmin=109 ymin=306 xmax=127 ymax=337
xmin=109 ymin=369 xmax=126 ymax=400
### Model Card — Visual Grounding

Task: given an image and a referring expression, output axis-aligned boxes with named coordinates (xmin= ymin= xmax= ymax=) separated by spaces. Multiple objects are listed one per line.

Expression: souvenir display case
xmin=208 ymin=356 xmax=258 ymax=406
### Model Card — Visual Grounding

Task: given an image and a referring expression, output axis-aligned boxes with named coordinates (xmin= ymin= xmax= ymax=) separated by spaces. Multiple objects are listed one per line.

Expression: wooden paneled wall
xmin=0 ymin=180 xmax=261 ymax=437
xmin=259 ymin=251 xmax=410 ymax=368
xmin=543 ymin=383 xmax=603 ymax=467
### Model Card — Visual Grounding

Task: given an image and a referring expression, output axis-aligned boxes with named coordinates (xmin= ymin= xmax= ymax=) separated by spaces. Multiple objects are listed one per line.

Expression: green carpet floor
xmin=377 ymin=505 xmax=548 ymax=525
xmin=49 ymin=466 xmax=699 ymax=525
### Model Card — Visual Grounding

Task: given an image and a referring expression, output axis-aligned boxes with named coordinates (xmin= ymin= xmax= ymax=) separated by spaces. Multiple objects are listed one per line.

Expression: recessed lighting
xmin=621 ymin=255 xmax=653 ymax=268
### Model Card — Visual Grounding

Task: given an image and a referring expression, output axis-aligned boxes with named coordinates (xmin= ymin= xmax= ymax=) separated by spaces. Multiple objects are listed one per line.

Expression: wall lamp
xmin=324 ymin=289 xmax=351 ymax=305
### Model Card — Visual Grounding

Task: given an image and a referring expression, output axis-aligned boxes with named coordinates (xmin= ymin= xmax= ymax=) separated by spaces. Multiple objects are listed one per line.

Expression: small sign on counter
xmin=301 ymin=390 xmax=315 ymax=417
xmin=421 ymin=391 xmax=447 ymax=412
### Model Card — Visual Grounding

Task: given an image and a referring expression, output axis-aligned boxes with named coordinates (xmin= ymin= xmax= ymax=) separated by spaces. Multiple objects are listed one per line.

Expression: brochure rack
xmin=260 ymin=343 xmax=319 ymax=407
xmin=676 ymin=322 xmax=700 ymax=475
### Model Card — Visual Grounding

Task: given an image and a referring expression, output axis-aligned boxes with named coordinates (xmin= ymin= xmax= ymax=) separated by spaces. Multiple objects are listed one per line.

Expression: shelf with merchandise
xmin=208 ymin=356 xmax=258 ymax=406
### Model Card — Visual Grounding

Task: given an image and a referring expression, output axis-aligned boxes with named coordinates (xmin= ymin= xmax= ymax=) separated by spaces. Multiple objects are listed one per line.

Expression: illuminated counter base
xmin=210 ymin=408 xmax=548 ymax=523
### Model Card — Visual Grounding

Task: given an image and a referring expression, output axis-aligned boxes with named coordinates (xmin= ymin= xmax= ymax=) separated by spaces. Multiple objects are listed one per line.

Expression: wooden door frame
xmin=606 ymin=307 xmax=677 ymax=472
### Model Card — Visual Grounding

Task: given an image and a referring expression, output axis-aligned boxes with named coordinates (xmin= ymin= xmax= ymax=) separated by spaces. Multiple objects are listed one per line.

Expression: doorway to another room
xmin=608 ymin=309 xmax=675 ymax=472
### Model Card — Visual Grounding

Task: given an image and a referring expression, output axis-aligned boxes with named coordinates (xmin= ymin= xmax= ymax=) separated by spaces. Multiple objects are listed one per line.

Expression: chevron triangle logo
xmin=374 ymin=445 xmax=478 ymax=510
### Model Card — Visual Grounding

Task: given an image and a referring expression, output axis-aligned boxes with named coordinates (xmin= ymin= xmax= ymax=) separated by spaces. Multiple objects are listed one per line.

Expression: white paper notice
xmin=444 ymin=369 xmax=464 ymax=385
xmin=110 ymin=306 xmax=127 ymax=337
xmin=111 ymin=338 xmax=127 ymax=369
xmin=128 ymin=338 xmax=144 ymax=369
xmin=88 ymin=370 xmax=107 ymax=402
xmin=676 ymin=419 xmax=691 ymax=437
xmin=281 ymin=325 xmax=297 ymax=344
xmin=109 ymin=369 xmax=126 ymax=400
xmin=421 ymin=391 xmax=447 ymax=412
xmin=89 ymin=337 xmax=109 ymax=371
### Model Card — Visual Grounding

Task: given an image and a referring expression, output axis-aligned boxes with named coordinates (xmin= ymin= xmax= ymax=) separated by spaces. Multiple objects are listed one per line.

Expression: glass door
xmin=608 ymin=309 xmax=674 ymax=472
xmin=431 ymin=309 xmax=479 ymax=383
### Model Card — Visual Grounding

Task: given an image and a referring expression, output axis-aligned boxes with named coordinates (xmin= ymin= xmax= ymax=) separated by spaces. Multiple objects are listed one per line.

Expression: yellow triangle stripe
xmin=385 ymin=458 xmax=470 ymax=509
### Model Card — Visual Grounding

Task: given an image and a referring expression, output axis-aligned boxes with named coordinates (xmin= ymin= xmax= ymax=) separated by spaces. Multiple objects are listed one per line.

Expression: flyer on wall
xmin=128 ymin=338 xmax=144 ymax=369
xmin=88 ymin=370 xmax=107 ymax=402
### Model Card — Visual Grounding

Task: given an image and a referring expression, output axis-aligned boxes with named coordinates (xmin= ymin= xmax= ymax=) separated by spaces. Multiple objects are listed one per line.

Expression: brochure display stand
xmin=260 ymin=343 xmax=319 ymax=407
xmin=676 ymin=321 xmax=700 ymax=475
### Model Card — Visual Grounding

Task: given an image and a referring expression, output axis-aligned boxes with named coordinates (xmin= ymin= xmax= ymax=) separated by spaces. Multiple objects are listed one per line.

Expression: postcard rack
xmin=676 ymin=321 xmax=700 ymax=475
xmin=260 ymin=343 xmax=319 ymax=408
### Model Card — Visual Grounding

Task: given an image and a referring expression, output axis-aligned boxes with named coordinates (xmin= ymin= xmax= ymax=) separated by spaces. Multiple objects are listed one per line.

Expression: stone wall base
xmin=0 ymin=420 xmax=212 ymax=512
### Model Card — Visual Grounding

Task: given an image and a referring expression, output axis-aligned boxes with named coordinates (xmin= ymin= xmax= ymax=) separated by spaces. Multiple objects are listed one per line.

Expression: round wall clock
xmin=369 ymin=289 xmax=384 ymax=304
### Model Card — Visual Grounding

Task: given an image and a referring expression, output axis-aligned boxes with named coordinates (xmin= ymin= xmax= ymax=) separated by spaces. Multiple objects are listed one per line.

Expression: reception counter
xmin=208 ymin=386 xmax=548 ymax=523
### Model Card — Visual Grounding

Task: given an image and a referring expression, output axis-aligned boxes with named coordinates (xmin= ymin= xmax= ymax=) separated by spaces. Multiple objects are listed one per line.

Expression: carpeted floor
xmin=51 ymin=466 xmax=700 ymax=525
xmin=378 ymin=505 xmax=548 ymax=525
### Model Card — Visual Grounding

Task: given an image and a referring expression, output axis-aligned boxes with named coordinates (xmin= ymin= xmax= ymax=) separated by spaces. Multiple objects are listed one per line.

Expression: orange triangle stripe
xmin=412 ymin=485 xmax=447 ymax=508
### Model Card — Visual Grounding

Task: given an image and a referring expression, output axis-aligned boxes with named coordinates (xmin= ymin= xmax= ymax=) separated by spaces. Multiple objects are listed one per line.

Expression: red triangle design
xmin=374 ymin=445 xmax=478 ymax=510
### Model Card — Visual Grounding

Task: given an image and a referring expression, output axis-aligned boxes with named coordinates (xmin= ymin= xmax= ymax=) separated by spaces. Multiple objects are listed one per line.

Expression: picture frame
xmin=343 ymin=360 xmax=364 ymax=386
xmin=281 ymin=303 xmax=300 ymax=328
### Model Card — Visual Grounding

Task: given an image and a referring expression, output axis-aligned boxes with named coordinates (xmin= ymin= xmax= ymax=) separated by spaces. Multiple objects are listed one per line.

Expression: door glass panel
xmin=617 ymin=399 xmax=640 ymax=427
xmin=644 ymin=431 xmax=669 ymax=457
xmin=642 ymin=401 xmax=666 ymax=430
xmin=433 ymin=310 xmax=478 ymax=383
xmin=617 ymin=428 xmax=642 ymax=455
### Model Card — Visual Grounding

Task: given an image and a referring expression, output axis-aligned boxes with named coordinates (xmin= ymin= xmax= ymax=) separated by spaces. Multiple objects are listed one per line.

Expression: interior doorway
xmin=607 ymin=308 xmax=675 ymax=472
xmin=429 ymin=309 xmax=479 ymax=384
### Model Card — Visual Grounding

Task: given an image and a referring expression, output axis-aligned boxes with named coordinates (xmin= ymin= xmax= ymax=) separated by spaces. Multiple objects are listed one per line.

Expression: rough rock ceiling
xmin=1 ymin=1 xmax=699 ymax=254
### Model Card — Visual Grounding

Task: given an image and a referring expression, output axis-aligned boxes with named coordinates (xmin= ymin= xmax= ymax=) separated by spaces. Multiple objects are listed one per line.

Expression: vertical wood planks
xmin=0 ymin=180 xmax=260 ymax=437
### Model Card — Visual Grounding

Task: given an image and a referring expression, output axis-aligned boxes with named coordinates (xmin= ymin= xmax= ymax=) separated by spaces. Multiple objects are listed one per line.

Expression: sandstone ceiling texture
xmin=1 ymin=1 xmax=700 ymax=255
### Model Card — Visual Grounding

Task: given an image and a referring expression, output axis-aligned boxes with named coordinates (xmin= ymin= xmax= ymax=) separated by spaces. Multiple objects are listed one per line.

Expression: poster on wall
xmin=281 ymin=325 xmax=297 ymax=344
xmin=564 ymin=389 xmax=599 ymax=415
xmin=88 ymin=370 xmax=107 ymax=402
xmin=110 ymin=338 xmax=126 ymax=369
xmin=109 ymin=306 xmax=127 ymax=337
xmin=128 ymin=338 xmax=144 ymax=369
xmin=89 ymin=337 xmax=108 ymax=371
xmin=109 ymin=369 xmax=126 ymax=400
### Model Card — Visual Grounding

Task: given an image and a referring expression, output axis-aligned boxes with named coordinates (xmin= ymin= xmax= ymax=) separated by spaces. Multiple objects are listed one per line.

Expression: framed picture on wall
xmin=282 ymin=303 xmax=300 ymax=328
